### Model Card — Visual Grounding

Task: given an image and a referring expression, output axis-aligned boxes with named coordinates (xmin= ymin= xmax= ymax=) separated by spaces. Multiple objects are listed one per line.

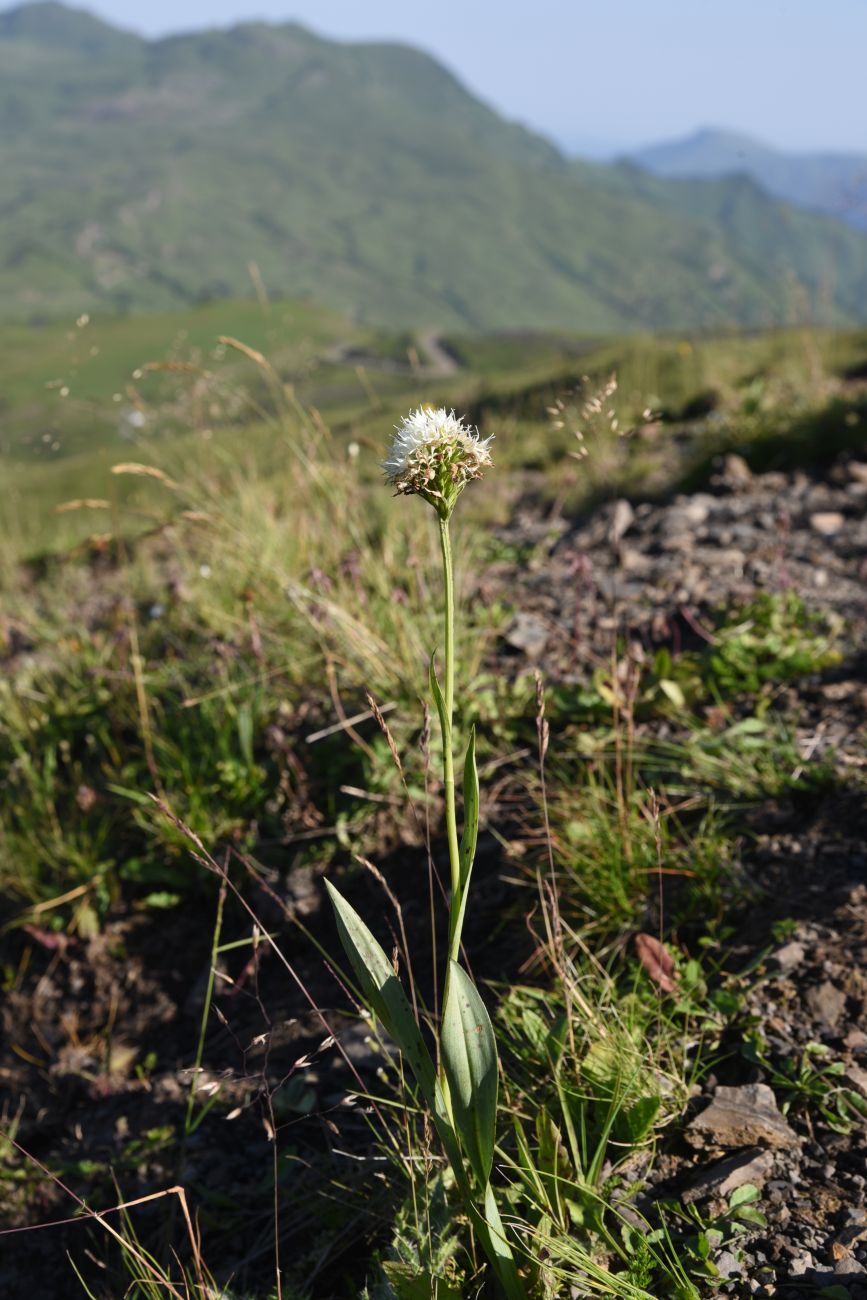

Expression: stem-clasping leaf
xmin=441 ymin=960 xmax=498 ymax=1186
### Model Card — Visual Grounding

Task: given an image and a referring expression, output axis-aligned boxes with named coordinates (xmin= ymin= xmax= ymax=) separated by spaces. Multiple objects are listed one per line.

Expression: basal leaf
xmin=441 ymin=961 xmax=498 ymax=1185
xmin=324 ymin=880 xmax=435 ymax=1098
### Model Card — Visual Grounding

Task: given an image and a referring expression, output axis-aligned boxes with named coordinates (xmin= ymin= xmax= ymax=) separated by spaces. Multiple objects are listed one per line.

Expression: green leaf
xmin=482 ymin=1181 xmax=524 ymax=1298
xmin=141 ymin=891 xmax=181 ymax=909
xmin=441 ymin=961 xmax=498 ymax=1185
xmin=381 ymin=1263 xmax=461 ymax=1300
xmin=432 ymin=1075 xmax=464 ymax=1174
xmin=621 ymin=1093 xmax=661 ymax=1144
xmin=324 ymin=880 xmax=436 ymax=1099
xmin=449 ymin=730 xmax=480 ymax=955
xmin=429 ymin=652 xmax=450 ymax=745
xmin=658 ymin=678 xmax=686 ymax=708
xmin=459 ymin=727 xmax=479 ymax=889
xmin=733 ymin=1205 xmax=767 ymax=1227
xmin=728 ymin=1182 xmax=760 ymax=1209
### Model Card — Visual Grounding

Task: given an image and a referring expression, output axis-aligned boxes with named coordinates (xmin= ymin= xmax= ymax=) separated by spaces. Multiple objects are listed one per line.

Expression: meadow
xmin=1 ymin=299 xmax=867 ymax=1297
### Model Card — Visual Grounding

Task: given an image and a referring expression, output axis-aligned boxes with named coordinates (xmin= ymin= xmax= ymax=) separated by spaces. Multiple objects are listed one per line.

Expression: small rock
xmin=670 ymin=498 xmax=711 ymax=528
xmin=723 ymin=453 xmax=752 ymax=483
xmin=619 ymin=546 xmax=652 ymax=574
xmin=284 ymin=864 xmax=320 ymax=917
xmin=686 ymin=1083 xmax=799 ymax=1151
xmin=842 ymin=1062 xmax=867 ymax=1097
xmin=503 ymin=612 xmax=548 ymax=659
xmin=660 ymin=530 xmax=693 ymax=552
xmin=831 ymin=1225 xmax=867 ymax=1260
xmin=683 ymin=1147 xmax=775 ymax=1203
xmin=806 ymin=980 xmax=846 ymax=1028
xmin=835 ymin=1256 xmax=867 ymax=1275
xmin=848 ymin=461 xmax=867 ymax=485
xmin=715 ymin=548 xmax=747 ymax=573
xmin=788 ymin=1254 xmax=814 ymax=1277
xmin=715 ymin=1250 xmax=743 ymax=1278
xmin=772 ymin=941 xmax=806 ymax=972
xmin=845 ymin=1028 xmax=867 ymax=1050
xmin=610 ymin=498 xmax=634 ymax=544
xmin=810 ymin=511 xmax=845 ymax=536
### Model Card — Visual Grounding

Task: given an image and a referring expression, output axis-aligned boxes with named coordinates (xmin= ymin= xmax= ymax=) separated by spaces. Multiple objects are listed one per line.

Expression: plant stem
xmin=435 ymin=514 xmax=524 ymax=1297
xmin=184 ymin=879 xmax=225 ymax=1136
xmin=438 ymin=515 xmax=462 ymax=923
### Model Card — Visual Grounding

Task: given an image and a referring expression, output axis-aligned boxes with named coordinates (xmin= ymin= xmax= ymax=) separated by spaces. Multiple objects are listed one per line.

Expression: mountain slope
xmin=3 ymin=5 xmax=867 ymax=331
xmin=629 ymin=128 xmax=867 ymax=230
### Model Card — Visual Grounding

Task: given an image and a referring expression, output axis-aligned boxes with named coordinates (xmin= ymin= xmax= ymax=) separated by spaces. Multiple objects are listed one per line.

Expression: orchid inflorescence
xmin=383 ymin=405 xmax=494 ymax=519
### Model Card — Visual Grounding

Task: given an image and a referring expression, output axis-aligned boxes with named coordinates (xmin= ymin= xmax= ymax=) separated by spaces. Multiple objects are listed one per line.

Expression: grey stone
xmin=686 ymin=1084 xmax=799 ymax=1151
xmin=669 ymin=498 xmax=711 ymax=529
xmin=683 ymin=1147 xmax=775 ymax=1203
xmin=772 ymin=941 xmax=806 ymax=971
xmin=835 ymin=1256 xmax=867 ymax=1275
xmin=715 ymin=1250 xmax=743 ymax=1278
xmin=610 ymin=498 xmax=634 ymax=543
xmin=619 ymin=546 xmax=653 ymax=575
xmin=723 ymin=453 xmax=752 ymax=483
xmin=843 ymin=1062 xmax=867 ymax=1097
xmin=810 ymin=511 xmax=845 ymax=536
xmin=806 ymin=980 xmax=846 ymax=1027
xmin=503 ymin=612 xmax=548 ymax=659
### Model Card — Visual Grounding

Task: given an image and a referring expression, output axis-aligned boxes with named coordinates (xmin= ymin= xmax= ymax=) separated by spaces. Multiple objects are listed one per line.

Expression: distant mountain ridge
xmin=628 ymin=128 xmax=867 ymax=230
xmin=2 ymin=4 xmax=867 ymax=331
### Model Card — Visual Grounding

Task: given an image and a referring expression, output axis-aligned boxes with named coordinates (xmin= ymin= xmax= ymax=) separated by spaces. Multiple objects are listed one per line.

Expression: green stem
xmin=184 ymin=881 xmax=225 ymax=1136
xmin=434 ymin=513 xmax=525 ymax=1298
xmin=438 ymin=515 xmax=461 ymax=950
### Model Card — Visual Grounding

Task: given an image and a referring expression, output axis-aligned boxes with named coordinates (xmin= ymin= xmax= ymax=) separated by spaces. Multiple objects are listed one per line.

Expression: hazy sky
xmin=66 ymin=0 xmax=867 ymax=155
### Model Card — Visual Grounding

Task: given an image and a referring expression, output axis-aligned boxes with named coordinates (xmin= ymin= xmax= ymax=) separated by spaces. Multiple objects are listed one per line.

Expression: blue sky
xmin=70 ymin=0 xmax=866 ymax=155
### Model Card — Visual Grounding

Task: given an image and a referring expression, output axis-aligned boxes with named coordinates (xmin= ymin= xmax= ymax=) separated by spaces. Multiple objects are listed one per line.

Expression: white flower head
xmin=384 ymin=406 xmax=494 ymax=518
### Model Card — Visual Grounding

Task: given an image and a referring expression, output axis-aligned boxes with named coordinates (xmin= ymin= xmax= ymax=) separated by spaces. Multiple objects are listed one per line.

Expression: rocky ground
xmin=497 ymin=451 xmax=867 ymax=677
xmin=494 ymin=451 xmax=867 ymax=1297
xmin=2 ymin=451 xmax=866 ymax=1297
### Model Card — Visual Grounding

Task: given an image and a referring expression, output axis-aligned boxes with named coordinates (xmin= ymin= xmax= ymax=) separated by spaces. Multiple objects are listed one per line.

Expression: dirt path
xmin=324 ymin=330 xmax=460 ymax=377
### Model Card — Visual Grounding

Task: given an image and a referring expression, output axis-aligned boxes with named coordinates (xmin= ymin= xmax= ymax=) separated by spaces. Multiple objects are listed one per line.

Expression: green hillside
xmin=629 ymin=127 xmax=867 ymax=230
xmin=3 ymin=2 xmax=867 ymax=331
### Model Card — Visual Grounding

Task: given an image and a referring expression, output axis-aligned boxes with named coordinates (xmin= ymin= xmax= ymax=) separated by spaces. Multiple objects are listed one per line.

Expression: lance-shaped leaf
xmin=449 ymin=731 xmax=479 ymax=956
xmin=483 ymin=1181 xmax=524 ymax=1299
xmin=459 ymin=727 xmax=479 ymax=889
xmin=441 ymin=960 xmax=498 ymax=1186
xmin=428 ymin=651 xmax=450 ymax=745
xmin=324 ymin=880 xmax=436 ymax=1099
